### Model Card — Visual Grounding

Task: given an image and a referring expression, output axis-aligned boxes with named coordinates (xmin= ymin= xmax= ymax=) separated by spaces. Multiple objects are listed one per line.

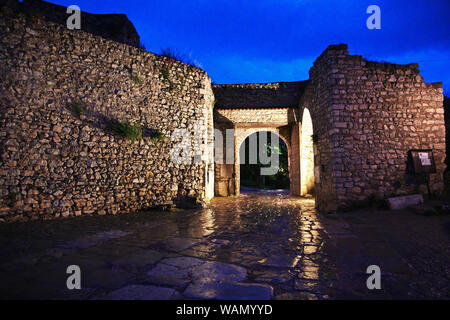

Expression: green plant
xmin=70 ymin=101 xmax=87 ymax=117
xmin=160 ymin=48 xmax=184 ymax=62
xmin=124 ymin=65 xmax=143 ymax=84
xmin=162 ymin=66 xmax=171 ymax=83
xmin=160 ymin=48 xmax=202 ymax=69
xmin=150 ymin=130 xmax=166 ymax=143
xmin=132 ymin=74 xmax=143 ymax=85
xmin=110 ymin=120 xmax=142 ymax=141
xmin=138 ymin=41 xmax=146 ymax=50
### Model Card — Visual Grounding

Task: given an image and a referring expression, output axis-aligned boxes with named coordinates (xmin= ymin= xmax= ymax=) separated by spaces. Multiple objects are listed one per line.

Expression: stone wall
xmin=302 ymin=44 xmax=446 ymax=211
xmin=214 ymin=108 xmax=299 ymax=126
xmin=1 ymin=0 xmax=141 ymax=47
xmin=213 ymin=81 xmax=308 ymax=109
xmin=444 ymin=97 xmax=450 ymax=191
xmin=299 ymin=48 xmax=338 ymax=211
xmin=0 ymin=10 xmax=214 ymax=222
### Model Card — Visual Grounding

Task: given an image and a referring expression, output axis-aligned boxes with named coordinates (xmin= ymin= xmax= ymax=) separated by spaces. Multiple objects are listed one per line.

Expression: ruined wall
xmin=444 ymin=97 xmax=450 ymax=191
xmin=1 ymin=0 xmax=141 ymax=47
xmin=299 ymin=48 xmax=338 ymax=212
xmin=0 ymin=11 xmax=214 ymax=222
xmin=213 ymin=82 xmax=307 ymax=109
xmin=303 ymin=44 xmax=446 ymax=211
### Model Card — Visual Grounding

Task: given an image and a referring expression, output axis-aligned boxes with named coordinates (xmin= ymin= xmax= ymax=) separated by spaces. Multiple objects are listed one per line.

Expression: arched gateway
xmin=212 ymin=45 xmax=447 ymax=212
xmin=212 ymin=81 xmax=311 ymax=197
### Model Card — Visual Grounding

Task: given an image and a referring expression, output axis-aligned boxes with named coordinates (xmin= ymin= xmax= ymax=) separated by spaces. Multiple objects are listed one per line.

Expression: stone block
xmin=388 ymin=194 xmax=424 ymax=210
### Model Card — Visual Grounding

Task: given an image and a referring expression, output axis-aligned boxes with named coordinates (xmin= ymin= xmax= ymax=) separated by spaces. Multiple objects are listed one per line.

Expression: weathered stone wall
xmin=1 ymin=0 xmax=141 ymax=47
xmin=213 ymin=81 xmax=308 ymax=109
xmin=299 ymin=48 xmax=337 ymax=212
xmin=302 ymin=44 xmax=446 ymax=211
xmin=445 ymin=97 xmax=450 ymax=170
xmin=214 ymin=108 xmax=299 ymax=126
xmin=0 ymin=11 xmax=214 ymax=222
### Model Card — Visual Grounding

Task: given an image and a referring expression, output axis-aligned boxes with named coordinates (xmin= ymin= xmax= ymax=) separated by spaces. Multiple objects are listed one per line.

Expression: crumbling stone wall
xmin=444 ymin=97 xmax=450 ymax=169
xmin=213 ymin=82 xmax=307 ymax=109
xmin=302 ymin=44 xmax=446 ymax=211
xmin=1 ymin=0 xmax=141 ymax=47
xmin=0 ymin=11 xmax=214 ymax=222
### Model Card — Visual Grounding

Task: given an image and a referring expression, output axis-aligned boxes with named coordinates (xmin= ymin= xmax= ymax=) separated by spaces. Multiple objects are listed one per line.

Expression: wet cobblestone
xmin=0 ymin=190 xmax=449 ymax=300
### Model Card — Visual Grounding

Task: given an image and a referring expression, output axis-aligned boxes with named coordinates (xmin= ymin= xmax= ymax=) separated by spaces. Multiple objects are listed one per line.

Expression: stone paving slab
xmin=95 ymin=285 xmax=180 ymax=300
xmin=0 ymin=190 xmax=449 ymax=299
xmin=183 ymin=281 xmax=273 ymax=300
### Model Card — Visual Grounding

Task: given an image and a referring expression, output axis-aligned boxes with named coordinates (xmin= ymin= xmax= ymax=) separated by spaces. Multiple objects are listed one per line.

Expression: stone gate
xmin=213 ymin=44 xmax=447 ymax=212
xmin=0 ymin=2 xmax=447 ymax=221
xmin=213 ymin=81 xmax=306 ymax=197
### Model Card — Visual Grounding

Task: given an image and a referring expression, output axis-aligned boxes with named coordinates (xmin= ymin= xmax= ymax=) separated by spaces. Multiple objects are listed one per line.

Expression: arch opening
xmin=239 ymin=131 xmax=290 ymax=192
xmin=301 ymin=108 xmax=315 ymax=196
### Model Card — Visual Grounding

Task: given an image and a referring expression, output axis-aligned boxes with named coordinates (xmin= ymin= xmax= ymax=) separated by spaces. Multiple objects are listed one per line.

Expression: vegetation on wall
xmin=138 ymin=41 xmax=146 ymax=50
xmin=160 ymin=48 xmax=202 ymax=69
xmin=132 ymin=73 xmax=143 ymax=85
xmin=124 ymin=65 xmax=143 ymax=85
xmin=69 ymin=101 xmax=87 ymax=118
xmin=148 ymin=129 xmax=166 ymax=143
xmin=109 ymin=120 xmax=142 ymax=141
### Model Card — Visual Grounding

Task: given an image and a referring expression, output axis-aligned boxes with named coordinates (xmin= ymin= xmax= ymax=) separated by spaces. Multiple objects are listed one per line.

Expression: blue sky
xmin=50 ymin=0 xmax=450 ymax=92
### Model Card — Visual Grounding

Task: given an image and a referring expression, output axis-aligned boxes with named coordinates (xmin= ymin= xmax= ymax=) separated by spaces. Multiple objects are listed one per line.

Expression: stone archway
xmin=212 ymin=106 xmax=302 ymax=198
xmin=235 ymin=127 xmax=291 ymax=195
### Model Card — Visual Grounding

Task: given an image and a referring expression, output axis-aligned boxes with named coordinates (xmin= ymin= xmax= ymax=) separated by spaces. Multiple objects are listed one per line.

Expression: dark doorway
xmin=239 ymin=131 xmax=290 ymax=191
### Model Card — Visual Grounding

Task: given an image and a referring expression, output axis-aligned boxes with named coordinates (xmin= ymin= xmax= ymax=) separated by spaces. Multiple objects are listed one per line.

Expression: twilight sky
xmin=50 ymin=0 xmax=450 ymax=92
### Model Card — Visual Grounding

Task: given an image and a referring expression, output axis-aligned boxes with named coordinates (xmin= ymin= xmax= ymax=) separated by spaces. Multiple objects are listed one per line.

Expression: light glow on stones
xmin=300 ymin=108 xmax=315 ymax=196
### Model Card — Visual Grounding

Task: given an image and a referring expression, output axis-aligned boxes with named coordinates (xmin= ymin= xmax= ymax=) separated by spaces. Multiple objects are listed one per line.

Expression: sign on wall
xmin=409 ymin=149 xmax=436 ymax=174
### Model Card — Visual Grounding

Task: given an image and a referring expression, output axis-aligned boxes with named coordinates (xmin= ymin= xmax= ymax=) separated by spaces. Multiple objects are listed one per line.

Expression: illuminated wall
xmin=300 ymin=108 xmax=315 ymax=195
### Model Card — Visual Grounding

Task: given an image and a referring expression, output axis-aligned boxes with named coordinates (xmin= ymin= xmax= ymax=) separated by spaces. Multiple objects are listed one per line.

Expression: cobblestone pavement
xmin=0 ymin=190 xmax=449 ymax=300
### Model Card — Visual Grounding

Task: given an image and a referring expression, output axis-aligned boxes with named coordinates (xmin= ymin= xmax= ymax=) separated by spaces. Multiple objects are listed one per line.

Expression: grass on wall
xmin=160 ymin=48 xmax=202 ymax=69
xmin=124 ymin=65 xmax=143 ymax=85
xmin=149 ymin=130 xmax=166 ymax=143
xmin=110 ymin=120 xmax=142 ymax=141
xmin=132 ymin=74 xmax=143 ymax=85
xmin=69 ymin=101 xmax=87 ymax=118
